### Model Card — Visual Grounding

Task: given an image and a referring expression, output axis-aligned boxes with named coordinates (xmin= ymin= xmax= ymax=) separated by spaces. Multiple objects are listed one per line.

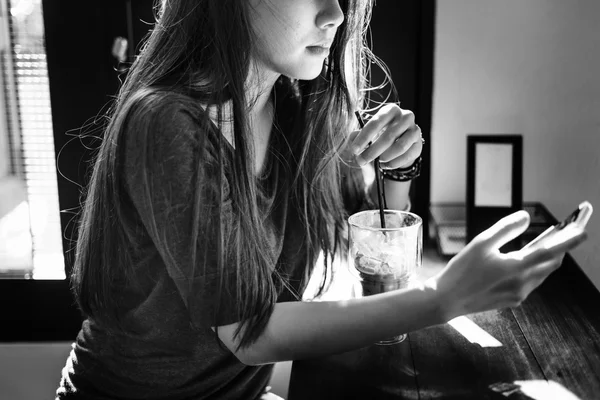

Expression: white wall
xmin=432 ymin=0 xmax=600 ymax=288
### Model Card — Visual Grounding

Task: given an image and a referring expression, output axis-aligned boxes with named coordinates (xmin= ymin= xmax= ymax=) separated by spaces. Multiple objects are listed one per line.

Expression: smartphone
xmin=521 ymin=201 xmax=593 ymax=252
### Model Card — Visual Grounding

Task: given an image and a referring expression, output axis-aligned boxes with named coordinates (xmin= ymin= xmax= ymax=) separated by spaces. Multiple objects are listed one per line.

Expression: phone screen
xmin=555 ymin=207 xmax=580 ymax=230
xmin=522 ymin=206 xmax=582 ymax=251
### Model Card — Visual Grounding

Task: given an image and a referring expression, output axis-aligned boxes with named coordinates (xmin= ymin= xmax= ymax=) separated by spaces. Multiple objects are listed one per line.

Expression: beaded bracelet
xmin=380 ymin=156 xmax=422 ymax=182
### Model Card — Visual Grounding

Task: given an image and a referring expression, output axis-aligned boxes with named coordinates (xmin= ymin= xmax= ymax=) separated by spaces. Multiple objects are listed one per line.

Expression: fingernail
xmin=352 ymin=145 xmax=362 ymax=155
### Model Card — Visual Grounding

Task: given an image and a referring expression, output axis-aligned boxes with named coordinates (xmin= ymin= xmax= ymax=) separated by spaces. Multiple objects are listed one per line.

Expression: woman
xmin=56 ymin=0 xmax=587 ymax=399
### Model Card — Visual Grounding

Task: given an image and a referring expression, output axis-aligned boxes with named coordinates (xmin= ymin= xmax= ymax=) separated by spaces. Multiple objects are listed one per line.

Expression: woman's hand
xmin=345 ymin=104 xmax=423 ymax=169
xmin=429 ymin=210 xmax=588 ymax=320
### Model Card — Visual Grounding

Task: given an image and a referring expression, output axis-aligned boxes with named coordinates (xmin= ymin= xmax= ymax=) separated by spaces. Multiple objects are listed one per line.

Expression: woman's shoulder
xmin=120 ymin=87 xmax=225 ymax=159
xmin=124 ymin=87 xmax=210 ymax=131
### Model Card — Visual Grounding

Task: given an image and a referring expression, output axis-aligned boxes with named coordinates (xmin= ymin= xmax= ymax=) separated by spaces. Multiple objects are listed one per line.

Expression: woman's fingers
xmin=354 ymin=119 xmax=403 ymax=165
xmin=520 ymin=228 xmax=588 ymax=265
xmin=501 ymin=237 xmax=580 ymax=306
xmin=352 ymin=105 xmax=417 ymax=166
xmin=351 ymin=104 xmax=404 ymax=153
xmin=379 ymin=125 xmax=423 ymax=168
xmin=379 ymin=141 xmax=423 ymax=169
xmin=505 ymin=231 xmax=585 ymax=296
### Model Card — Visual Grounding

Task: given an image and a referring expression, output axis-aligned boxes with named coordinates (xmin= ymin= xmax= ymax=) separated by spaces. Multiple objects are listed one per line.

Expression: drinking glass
xmin=348 ymin=210 xmax=423 ymax=345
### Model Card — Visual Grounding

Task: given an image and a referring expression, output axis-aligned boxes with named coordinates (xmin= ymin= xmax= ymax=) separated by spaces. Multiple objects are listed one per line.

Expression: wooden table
xmin=289 ymin=220 xmax=600 ymax=399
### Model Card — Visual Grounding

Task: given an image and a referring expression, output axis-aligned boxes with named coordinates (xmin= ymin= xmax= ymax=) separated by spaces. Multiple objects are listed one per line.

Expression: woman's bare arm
xmin=214 ymin=283 xmax=441 ymax=365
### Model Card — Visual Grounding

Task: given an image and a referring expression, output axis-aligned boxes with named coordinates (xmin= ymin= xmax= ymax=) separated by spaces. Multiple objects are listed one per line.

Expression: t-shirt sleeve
xmin=121 ymin=95 xmax=240 ymax=328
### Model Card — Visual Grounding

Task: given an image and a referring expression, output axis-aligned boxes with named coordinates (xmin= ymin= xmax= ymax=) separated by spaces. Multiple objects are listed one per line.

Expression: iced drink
xmin=348 ymin=210 xmax=423 ymax=345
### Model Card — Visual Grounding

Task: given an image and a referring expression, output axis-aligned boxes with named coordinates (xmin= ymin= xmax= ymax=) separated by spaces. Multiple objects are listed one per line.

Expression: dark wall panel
xmin=369 ymin=0 xmax=435 ymax=238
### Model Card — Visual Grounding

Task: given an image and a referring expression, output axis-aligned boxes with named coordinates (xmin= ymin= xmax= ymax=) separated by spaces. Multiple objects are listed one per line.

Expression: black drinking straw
xmin=354 ymin=111 xmax=386 ymax=229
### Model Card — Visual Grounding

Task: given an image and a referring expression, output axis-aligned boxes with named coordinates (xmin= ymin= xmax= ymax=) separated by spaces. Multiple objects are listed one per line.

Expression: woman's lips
xmin=306 ymin=45 xmax=330 ymax=56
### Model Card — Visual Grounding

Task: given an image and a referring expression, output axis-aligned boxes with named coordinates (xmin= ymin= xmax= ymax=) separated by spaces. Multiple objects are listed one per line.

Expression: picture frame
xmin=466 ymin=135 xmax=523 ymax=249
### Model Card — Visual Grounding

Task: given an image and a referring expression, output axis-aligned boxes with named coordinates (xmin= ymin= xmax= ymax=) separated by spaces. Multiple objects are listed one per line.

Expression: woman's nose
xmin=316 ymin=0 xmax=345 ymax=29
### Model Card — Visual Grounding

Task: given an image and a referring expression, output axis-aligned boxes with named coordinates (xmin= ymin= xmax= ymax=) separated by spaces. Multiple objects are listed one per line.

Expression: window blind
xmin=1 ymin=0 xmax=64 ymax=279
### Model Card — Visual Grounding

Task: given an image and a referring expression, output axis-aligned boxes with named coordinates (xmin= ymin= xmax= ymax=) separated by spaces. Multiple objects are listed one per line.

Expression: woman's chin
xmin=287 ymin=64 xmax=326 ymax=81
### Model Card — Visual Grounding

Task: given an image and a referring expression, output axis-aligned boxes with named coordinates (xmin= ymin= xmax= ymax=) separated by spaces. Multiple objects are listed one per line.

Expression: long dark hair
xmin=71 ymin=0 xmax=379 ymax=350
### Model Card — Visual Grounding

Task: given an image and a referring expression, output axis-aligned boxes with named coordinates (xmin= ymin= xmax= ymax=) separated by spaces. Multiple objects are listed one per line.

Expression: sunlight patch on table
xmin=448 ymin=316 xmax=503 ymax=348
xmin=490 ymin=380 xmax=581 ymax=399
xmin=515 ymin=380 xmax=581 ymax=400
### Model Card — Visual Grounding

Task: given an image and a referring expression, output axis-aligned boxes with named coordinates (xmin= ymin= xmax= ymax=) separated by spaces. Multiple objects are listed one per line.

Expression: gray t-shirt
xmin=56 ymin=87 xmax=374 ymax=400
